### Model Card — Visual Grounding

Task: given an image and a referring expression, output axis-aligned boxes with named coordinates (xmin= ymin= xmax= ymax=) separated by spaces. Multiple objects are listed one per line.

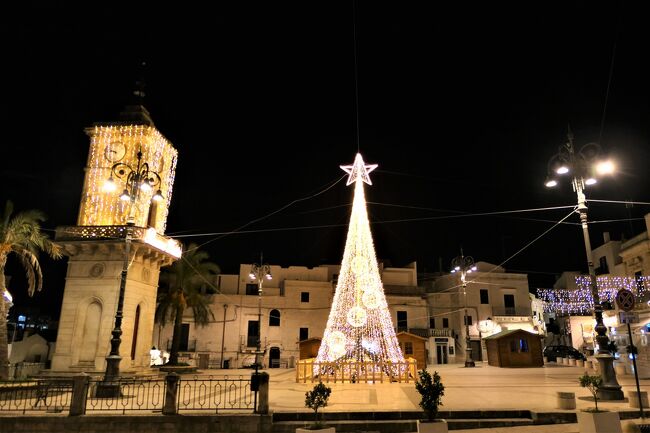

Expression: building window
xmin=519 ymin=339 xmax=529 ymax=352
xmin=246 ymin=283 xmax=258 ymax=296
xmin=429 ymin=317 xmax=435 ymax=329
xmin=464 ymin=315 xmax=473 ymax=326
xmin=301 ymin=292 xmax=310 ymax=303
xmin=404 ymin=341 xmax=414 ymax=355
xmin=504 ymin=294 xmax=515 ymax=315
xmin=299 ymin=327 xmax=308 ymax=341
xmin=480 ymin=289 xmax=489 ymax=304
xmin=448 ymin=345 xmax=454 ymax=355
xmin=269 ymin=309 xmax=280 ymax=326
xmin=599 ymin=256 xmax=609 ymax=274
xmin=247 ymin=321 xmax=259 ymax=347
xmin=397 ymin=311 xmax=408 ymax=331
xmin=130 ymin=305 xmax=141 ymax=360
xmin=442 ymin=318 xmax=449 ymax=328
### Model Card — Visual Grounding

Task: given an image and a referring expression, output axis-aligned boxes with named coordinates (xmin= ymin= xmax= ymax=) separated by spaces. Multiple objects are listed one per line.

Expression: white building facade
xmin=154 ymin=261 xmax=429 ymax=369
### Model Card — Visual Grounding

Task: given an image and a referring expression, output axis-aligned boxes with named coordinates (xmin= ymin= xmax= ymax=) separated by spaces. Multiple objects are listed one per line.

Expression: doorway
xmin=436 ymin=345 xmax=448 ymax=364
xmin=470 ymin=340 xmax=482 ymax=361
xmin=179 ymin=323 xmax=190 ymax=351
xmin=269 ymin=347 xmax=280 ymax=368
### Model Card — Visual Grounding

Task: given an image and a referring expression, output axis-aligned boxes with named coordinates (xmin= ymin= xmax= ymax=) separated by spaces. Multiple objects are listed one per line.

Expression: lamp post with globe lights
xmin=248 ymin=256 xmax=272 ymax=413
xmin=96 ymin=149 xmax=164 ymax=397
xmin=451 ymin=251 xmax=477 ymax=368
xmin=544 ymin=129 xmax=622 ymax=400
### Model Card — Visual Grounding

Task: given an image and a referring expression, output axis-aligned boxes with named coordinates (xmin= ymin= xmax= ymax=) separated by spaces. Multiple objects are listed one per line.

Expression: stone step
xmin=273 ymin=409 xmax=533 ymax=422
xmin=272 ymin=417 xmax=535 ymax=433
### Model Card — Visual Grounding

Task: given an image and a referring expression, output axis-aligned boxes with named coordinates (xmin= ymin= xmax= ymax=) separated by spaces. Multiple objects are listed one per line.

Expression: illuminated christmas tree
xmin=316 ymin=153 xmax=404 ymax=368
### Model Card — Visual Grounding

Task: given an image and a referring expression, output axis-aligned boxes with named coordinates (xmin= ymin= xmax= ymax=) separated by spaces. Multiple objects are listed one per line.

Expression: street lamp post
xmin=249 ymin=256 xmax=272 ymax=413
xmin=544 ymin=129 xmax=623 ymax=400
xmin=451 ymin=251 xmax=477 ymax=368
xmin=96 ymin=149 xmax=164 ymax=397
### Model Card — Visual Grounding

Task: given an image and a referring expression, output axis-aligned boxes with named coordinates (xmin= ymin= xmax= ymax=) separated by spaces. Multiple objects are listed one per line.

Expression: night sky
xmin=2 ymin=2 xmax=650 ymax=318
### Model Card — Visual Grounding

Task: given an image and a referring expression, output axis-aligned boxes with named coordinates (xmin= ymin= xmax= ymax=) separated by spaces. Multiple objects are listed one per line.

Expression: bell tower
xmin=51 ymin=90 xmax=180 ymax=374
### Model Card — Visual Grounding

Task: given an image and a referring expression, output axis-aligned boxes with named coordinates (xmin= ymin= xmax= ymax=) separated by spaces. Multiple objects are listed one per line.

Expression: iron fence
xmin=177 ymin=375 xmax=254 ymax=413
xmin=86 ymin=378 xmax=165 ymax=414
xmin=0 ymin=374 xmax=255 ymax=415
xmin=0 ymin=379 xmax=72 ymax=414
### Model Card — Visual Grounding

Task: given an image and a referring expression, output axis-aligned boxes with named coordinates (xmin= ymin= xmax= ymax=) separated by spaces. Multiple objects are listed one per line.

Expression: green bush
xmin=304 ymin=382 xmax=332 ymax=429
xmin=415 ymin=370 xmax=445 ymax=421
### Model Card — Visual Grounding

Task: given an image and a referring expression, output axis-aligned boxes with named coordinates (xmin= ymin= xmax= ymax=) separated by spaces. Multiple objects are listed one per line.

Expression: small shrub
xmin=579 ymin=373 xmax=604 ymax=412
xmin=304 ymin=382 xmax=332 ymax=429
xmin=415 ymin=370 xmax=445 ymax=421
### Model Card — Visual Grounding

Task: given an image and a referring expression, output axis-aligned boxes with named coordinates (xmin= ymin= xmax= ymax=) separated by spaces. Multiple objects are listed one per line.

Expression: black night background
xmin=2 ymin=2 xmax=649 ymax=320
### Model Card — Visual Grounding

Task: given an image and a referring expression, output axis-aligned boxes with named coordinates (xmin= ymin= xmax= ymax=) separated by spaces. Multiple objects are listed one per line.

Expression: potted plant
xmin=415 ymin=370 xmax=447 ymax=433
xmin=297 ymin=382 xmax=334 ymax=432
xmin=576 ymin=373 xmax=622 ymax=433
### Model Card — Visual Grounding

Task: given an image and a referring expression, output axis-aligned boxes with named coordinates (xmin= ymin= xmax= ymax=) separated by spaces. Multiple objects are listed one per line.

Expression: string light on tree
xmin=316 ymin=154 xmax=404 ymax=372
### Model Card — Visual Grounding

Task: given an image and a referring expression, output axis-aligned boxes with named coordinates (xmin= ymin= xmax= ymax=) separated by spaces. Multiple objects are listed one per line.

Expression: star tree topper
xmin=340 ymin=153 xmax=378 ymax=186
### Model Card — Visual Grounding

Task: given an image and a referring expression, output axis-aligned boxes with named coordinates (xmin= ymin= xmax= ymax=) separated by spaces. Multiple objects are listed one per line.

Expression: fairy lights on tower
xmin=315 ymin=153 xmax=405 ymax=370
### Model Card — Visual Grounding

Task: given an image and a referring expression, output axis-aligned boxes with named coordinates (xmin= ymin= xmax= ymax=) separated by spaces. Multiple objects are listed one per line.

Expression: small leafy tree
xmin=304 ymin=382 xmax=332 ymax=429
xmin=415 ymin=370 xmax=445 ymax=421
xmin=579 ymin=373 xmax=603 ymax=412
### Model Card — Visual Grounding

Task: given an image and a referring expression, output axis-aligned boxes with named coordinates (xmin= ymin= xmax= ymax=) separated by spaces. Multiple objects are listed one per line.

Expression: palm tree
xmin=0 ymin=201 xmax=62 ymax=380
xmin=155 ymin=244 xmax=219 ymax=365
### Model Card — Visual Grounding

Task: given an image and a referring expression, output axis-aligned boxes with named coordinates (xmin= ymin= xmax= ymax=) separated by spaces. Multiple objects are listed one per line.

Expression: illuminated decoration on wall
xmin=537 ymin=276 xmax=650 ymax=315
xmin=77 ymin=125 xmax=178 ymax=234
xmin=316 ymin=154 xmax=404 ymax=368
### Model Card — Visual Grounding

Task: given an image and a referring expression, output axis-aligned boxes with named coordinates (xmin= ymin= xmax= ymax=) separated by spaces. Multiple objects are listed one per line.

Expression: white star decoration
xmin=340 ymin=153 xmax=378 ymax=186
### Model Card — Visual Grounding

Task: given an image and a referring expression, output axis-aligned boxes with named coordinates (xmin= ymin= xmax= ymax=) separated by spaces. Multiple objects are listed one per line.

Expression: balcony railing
xmin=401 ymin=328 xmax=454 ymax=338
xmin=55 ymin=225 xmax=181 ymax=258
xmin=492 ymin=306 xmax=532 ymax=317
xmin=166 ymin=339 xmax=197 ymax=352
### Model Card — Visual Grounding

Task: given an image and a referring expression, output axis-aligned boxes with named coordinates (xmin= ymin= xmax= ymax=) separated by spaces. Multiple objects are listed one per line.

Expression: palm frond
xmin=155 ymin=243 xmax=220 ymax=328
xmin=14 ymin=248 xmax=43 ymax=296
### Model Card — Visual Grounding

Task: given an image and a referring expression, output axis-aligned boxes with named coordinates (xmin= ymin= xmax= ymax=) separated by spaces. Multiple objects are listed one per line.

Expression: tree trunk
xmin=169 ymin=304 xmax=184 ymax=365
xmin=0 ymin=263 xmax=10 ymax=380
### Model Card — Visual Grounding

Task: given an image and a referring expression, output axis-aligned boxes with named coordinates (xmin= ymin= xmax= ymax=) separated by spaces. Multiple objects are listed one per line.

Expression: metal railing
xmin=492 ymin=306 xmax=532 ymax=317
xmin=87 ymin=378 xmax=165 ymax=414
xmin=0 ymin=379 xmax=72 ymax=414
xmin=8 ymin=362 xmax=47 ymax=380
xmin=165 ymin=339 xmax=197 ymax=352
xmin=0 ymin=374 xmax=257 ymax=415
xmin=177 ymin=375 xmax=254 ymax=412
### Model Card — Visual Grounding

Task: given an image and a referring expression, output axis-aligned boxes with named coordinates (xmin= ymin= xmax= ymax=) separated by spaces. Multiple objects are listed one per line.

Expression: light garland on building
xmin=537 ymin=276 xmax=650 ymax=315
xmin=78 ymin=124 xmax=178 ymax=234
xmin=315 ymin=154 xmax=404 ymax=370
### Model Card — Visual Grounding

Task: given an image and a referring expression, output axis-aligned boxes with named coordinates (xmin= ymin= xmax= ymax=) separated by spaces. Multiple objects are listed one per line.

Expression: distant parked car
xmin=543 ymin=345 xmax=586 ymax=362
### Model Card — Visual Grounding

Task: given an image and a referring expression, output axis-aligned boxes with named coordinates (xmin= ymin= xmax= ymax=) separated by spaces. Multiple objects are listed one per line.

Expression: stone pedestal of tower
xmin=51 ymin=227 xmax=177 ymax=374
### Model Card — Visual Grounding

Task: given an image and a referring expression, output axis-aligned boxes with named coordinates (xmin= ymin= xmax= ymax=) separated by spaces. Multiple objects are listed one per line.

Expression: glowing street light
xmin=249 ymin=255 xmax=272 ymax=413
xmin=451 ymin=250 xmax=477 ymax=368
xmin=543 ymin=128 xmax=622 ymax=400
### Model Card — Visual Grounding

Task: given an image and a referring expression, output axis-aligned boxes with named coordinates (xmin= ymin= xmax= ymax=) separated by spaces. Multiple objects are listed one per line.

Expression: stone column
xmin=69 ymin=373 xmax=90 ymax=416
xmin=257 ymin=372 xmax=270 ymax=414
